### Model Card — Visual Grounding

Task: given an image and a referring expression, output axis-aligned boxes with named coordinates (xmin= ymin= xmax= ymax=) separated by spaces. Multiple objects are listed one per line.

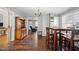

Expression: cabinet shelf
xmin=15 ymin=17 xmax=27 ymax=40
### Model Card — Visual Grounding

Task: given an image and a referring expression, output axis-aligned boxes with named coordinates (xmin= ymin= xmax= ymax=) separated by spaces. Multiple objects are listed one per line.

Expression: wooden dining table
xmin=46 ymin=27 xmax=79 ymax=51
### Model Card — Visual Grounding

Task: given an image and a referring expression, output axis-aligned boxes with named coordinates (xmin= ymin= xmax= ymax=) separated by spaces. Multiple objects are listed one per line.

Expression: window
xmin=49 ymin=17 xmax=54 ymax=28
xmin=49 ymin=16 xmax=59 ymax=28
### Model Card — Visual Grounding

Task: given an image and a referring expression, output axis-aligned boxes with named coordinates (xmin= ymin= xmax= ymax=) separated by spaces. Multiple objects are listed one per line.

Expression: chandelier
xmin=34 ymin=9 xmax=41 ymax=16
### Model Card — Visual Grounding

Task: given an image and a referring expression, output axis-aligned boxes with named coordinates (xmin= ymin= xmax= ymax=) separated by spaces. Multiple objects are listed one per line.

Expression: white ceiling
xmin=11 ymin=7 xmax=78 ymax=16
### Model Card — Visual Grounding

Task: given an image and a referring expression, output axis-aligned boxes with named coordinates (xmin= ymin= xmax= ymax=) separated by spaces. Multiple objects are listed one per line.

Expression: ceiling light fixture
xmin=34 ymin=9 xmax=41 ymax=16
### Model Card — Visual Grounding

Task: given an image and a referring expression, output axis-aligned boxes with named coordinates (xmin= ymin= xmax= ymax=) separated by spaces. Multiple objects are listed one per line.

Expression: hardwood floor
xmin=0 ymin=35 xmax=8 ymax=50
xmin=8 ymin=32 xmax=48 ymax=51
xmin=35 ymin=36 xmax=48 ymax=51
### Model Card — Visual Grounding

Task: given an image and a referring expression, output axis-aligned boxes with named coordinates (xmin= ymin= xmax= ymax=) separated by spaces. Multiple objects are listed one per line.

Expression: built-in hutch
xmin=15 ymin=17 xmax=27 ymax=40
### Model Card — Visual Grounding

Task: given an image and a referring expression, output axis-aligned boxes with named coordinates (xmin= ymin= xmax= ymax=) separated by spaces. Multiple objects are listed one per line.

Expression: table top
xmin=0 ymin=27 xmax=7 ymax=31
xmin=46 ymin=27 xmax=79 ymax=31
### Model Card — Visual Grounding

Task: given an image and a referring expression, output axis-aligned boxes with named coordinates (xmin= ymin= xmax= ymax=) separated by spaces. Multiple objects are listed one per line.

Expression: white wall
xmin=42 ymin=14 xmax=49 ymax=36
xmin=61 ymin=8 xmax=79 ymax=28
xmin=38 ymin=15 xmax=42 ymax=31
xmin=58 ymin=16 xmax=62 ymax=28
xmin=0 ymin=7 xmax=21 ymax=41
xmin=0 ymin=8 xmax=8 ymax=28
